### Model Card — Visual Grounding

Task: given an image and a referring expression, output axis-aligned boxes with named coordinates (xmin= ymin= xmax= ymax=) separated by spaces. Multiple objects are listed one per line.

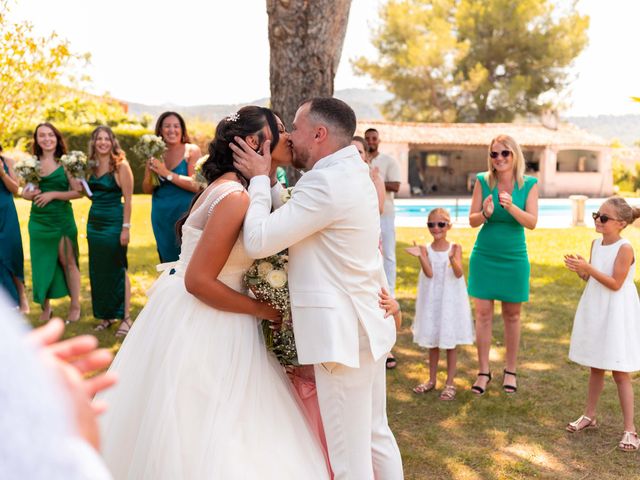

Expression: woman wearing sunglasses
xmin=467 ymin=134 xmax=539 ymax=395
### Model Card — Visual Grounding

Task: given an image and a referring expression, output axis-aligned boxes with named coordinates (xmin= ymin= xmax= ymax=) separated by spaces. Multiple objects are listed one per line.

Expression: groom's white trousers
xmin=314 ymin=326 xmax=403 ymax=480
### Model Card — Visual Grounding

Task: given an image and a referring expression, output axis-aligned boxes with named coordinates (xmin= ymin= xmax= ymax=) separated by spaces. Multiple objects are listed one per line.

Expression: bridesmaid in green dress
xmin=467 ymin=135 xmax=539 ymax=395
xmin=142 ymin=112 xmax=201 ymax=263
xmin=0 ymin=145 xmax=29 ymax=312
xmin=87 ymin=126 xmax=134 ymax=336
xmin=22 ymin=123 xmax=82 ymax=322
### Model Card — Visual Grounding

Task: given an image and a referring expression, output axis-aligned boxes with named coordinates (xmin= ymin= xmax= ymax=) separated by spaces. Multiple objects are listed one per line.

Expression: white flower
xmin=280 ymin=187 xmax=293 ymax=204
xmin=266 ymin=269 xmax=287 ymax=289
xmin=257 ymin=261 xmax=274 ymax=276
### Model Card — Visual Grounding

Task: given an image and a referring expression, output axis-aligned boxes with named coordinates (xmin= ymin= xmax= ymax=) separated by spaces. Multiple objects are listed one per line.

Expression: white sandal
xmin=619 ymin=431 xmax=639 ymax=451
xmin=566 ymin=415 xmax=597 ymax=433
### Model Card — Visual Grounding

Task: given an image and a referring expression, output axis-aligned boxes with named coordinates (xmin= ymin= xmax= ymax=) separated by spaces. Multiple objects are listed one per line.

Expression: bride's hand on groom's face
xmin=231 ymin=137 xmax=271 ymax=179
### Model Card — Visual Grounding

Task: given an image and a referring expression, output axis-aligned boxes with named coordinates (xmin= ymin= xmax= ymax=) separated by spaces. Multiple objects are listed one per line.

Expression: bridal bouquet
xmin=13 ymin=156 xmax=41 ymax=192
xmin=193 ymin=154 xmax=209 ymax=189
xmin=133 ymin=134 xmax=166 ymax=187
xmin=60 ymin=150 xmax=96 ymax=196
xmin=244 ymin=251 xmax=298 ymax=366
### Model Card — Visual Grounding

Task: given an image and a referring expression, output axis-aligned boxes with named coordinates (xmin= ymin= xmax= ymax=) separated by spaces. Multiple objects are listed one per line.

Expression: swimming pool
xmin=394 ymin=198 xmax=640 ymax=228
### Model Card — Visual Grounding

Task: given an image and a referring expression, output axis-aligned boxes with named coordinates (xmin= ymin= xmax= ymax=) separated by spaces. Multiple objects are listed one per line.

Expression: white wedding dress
xmin=97 ymin=181 xmax=330 ymax=479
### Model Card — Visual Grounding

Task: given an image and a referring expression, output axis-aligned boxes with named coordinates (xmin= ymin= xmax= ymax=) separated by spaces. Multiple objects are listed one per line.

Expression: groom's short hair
xmin=302 ymin=97 xmax=357 ymax=143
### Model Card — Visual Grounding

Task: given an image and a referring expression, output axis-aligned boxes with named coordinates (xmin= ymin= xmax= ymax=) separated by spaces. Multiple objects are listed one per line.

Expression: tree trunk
xmin=267 ymin=0 xmax=352 ymax=182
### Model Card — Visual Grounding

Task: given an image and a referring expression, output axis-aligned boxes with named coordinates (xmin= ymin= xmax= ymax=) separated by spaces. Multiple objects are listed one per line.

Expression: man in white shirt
xmin=365 ymin=128 xmax=401 ymax=297
xmin=232 ymin=98 xmax=403 ymax=480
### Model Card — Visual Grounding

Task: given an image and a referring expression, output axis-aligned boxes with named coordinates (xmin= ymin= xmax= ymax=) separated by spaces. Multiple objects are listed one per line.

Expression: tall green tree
xmin=0 ymin=1 xmax=89 ymax=146
xmin=354 ymin=0 xmax=589 ymax=122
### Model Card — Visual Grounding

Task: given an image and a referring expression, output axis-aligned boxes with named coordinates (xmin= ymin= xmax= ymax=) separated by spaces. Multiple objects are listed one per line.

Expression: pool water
xmin=394 ymin=198 xmax=640 ymax=228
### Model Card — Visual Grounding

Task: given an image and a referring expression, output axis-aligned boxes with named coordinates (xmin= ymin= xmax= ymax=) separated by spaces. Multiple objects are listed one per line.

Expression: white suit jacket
xmin=243 ymin=145 xmax=396 ymax=367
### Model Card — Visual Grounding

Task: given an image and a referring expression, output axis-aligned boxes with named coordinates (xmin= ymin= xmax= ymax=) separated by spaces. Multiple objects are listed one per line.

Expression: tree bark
xmin=267 ymin=0 xmax=352 ymax=182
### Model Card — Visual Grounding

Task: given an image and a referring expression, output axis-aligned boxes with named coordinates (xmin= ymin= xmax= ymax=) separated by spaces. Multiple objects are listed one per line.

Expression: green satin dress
xmin=468 ymin=173 xmax=538 ymax=303
xmin=28 ymin=166 xmax=79 ymax=306
xmin=151 ymin=159 xmax=194 ymax=262
xmin=87 ymin=173 xmax=127 ymax=319
xmin=0 ymin=159 xmax=24 ymax=306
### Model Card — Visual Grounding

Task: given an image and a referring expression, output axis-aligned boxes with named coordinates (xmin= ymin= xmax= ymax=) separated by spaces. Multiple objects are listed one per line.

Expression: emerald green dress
xmin=0 ymin=159 xmax=24 ymax=306
xmin=468 ymin=173 xmax=538 ymax=303
xmin=151 ymin=159 xmax=194 ymax=262
xmin=87 ymin=173 xmax=127 ymax=319
xmin=28 ymin=166 xmax=79 ymax=306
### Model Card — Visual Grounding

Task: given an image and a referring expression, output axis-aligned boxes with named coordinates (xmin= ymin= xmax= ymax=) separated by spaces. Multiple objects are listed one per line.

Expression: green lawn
xmin=15 ymin=196 xmax=640 ymax=479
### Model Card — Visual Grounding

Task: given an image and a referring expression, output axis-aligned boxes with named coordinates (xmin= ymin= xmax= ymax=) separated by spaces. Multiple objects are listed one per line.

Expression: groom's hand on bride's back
xmin=231 ymin=137 xmax=271 ymax=179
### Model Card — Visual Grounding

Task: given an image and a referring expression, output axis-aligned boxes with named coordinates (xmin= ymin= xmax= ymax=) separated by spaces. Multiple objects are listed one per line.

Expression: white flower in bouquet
xmin=60 ymin=150 xmax=96 ymax=196
xmin=193 ymin=154 xmax=209 ymax=188
xmin=133 ymin=134 xmax=167 ymax=187
xmin=280 ymin=186 xmax=294 ymax=204
xmin=13 ymin=156 xmax=41 ymax=191
xmin=243 ymin=251 xmax=297 ymax=365
xmin=60 ymin=151 xmax=94 ymax=179
xmin=257 ymin=261 xmax=274 ymax=276
xmin=266 ymin=269 xmax=287 ymax=289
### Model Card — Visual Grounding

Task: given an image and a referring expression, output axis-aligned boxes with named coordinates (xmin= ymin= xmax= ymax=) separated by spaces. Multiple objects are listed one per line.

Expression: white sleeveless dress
xmin=569 ymin=238 xmax=640 ymax=372
xmin=412 ymin=244 xmax=474 ymax=349
xmin=96 ymin=181 xmax=330 ymax=479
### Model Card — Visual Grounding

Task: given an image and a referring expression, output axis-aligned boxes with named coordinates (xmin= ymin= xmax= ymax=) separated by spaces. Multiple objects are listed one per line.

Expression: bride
xmin=96 ymin=106 xmax=330 ymax=479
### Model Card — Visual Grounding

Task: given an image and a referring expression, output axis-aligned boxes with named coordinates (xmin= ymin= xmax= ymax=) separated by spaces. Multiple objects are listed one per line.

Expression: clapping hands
xmin=405 ymin=241 xmax=428 ymax=258
xmin=482 ymin=195 xmax=495 ymax=217
xmin=564 ymin=253 xmax=590 ymax=277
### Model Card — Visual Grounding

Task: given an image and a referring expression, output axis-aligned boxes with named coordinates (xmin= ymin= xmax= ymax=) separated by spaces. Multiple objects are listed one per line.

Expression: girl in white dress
xmin=565 ymin=196 xmax=640 ymax=452
xmin=95 ymin=107 xmax=330 ymax=479
xmin=406 ymin=208 xmax=474 ymax=401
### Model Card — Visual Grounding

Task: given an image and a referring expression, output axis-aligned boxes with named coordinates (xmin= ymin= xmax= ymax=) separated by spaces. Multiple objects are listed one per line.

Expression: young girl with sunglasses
xmin=406 ymin=208 xmax=474 ymax=400
xmin=565 ymin=196 xmax=640 ymax=452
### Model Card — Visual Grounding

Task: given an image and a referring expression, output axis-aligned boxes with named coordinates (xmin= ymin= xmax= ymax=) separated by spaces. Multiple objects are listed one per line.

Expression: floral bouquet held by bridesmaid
xmin=60 ymin=150 xmax=96 ymax=196
xmin=13 ymin=156 xmax=41 ymax=193
xmin=133 ymin=134 xmax=166 ymax=187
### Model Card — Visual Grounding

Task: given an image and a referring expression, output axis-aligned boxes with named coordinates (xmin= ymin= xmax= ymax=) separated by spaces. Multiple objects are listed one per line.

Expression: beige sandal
xmin=619 ymin=431 xmax=639 ymax=452
xmin=439 ymin=385 xmax=456 ymax=401
xmin=413 ymin=381 xmax=436 ymax=394
xmin=566 ymin=415 xmax=597 ymax=433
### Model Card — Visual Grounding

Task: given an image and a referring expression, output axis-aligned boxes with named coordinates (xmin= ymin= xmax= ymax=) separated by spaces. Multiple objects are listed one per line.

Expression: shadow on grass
xmin=389 ymin=240 xmax=639 ymax=479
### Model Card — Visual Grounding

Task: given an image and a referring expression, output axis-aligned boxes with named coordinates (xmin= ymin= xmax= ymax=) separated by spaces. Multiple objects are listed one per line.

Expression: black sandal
xmin=94 ymin=319 xmax=115 ymax=331
xmin=386 ymin=354 xmax=398 ymax=370
xmin=503 ymin=369 xmax=517 ymax=394
xmin=115 ymin=317 xmax=132 ymax=338
xmin=471 ymin=372 xmax=492 ymax=396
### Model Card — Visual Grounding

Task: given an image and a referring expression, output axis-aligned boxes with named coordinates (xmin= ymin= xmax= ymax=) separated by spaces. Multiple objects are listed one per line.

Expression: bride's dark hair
xmin=176 ymin=106 xmax=280 ymax=242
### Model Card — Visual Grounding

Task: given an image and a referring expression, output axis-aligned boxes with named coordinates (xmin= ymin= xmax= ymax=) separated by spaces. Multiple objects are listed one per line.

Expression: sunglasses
xmin=489 ymin=150 xmax=512 ymax=159
xmin=427 ymin=221 xmax=449 ymax=229
xmin=592 ymin=212 xmax=622 ymax=224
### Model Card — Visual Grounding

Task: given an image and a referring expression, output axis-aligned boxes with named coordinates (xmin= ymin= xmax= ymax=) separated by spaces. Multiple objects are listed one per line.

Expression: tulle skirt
xmin=97 ymin=274 xmax=330 ymax=479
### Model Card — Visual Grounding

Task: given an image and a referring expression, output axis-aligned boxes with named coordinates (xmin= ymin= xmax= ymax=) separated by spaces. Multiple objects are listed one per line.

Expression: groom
xmin=233 ymin=97 xmax=403 ymax=479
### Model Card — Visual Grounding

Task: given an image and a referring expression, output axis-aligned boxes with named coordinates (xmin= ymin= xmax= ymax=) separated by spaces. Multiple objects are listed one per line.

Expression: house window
xmin=556 ymin=150 xmax=599 ymax=172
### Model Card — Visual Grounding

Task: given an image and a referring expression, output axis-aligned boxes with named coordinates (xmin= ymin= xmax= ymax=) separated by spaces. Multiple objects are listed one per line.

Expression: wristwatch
xmin=166 ymin=174 xmax=174 ymax=182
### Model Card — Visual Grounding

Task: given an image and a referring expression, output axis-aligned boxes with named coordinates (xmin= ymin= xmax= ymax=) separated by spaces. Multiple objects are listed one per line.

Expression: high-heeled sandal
xmin=503 ymin=369 xmax=518 ymax=394
xmin=115 ymin=317 xmax=132 ymax=338
xmin=471 ymin=372 xmax=492 ymax=396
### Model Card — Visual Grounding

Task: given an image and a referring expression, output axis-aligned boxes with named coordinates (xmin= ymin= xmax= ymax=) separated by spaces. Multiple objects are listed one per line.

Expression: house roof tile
xmin=356 ymin=121 xmax=608 ymax=148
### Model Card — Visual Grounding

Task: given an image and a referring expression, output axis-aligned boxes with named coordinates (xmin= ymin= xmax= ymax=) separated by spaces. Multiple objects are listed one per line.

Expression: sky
xmin=8 ymin=0 xmax=640 ymax=116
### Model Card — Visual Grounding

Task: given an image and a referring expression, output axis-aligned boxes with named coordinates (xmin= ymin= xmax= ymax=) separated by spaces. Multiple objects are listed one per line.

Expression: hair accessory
xmin=226 ymin=112 xmax=240 ymax=122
